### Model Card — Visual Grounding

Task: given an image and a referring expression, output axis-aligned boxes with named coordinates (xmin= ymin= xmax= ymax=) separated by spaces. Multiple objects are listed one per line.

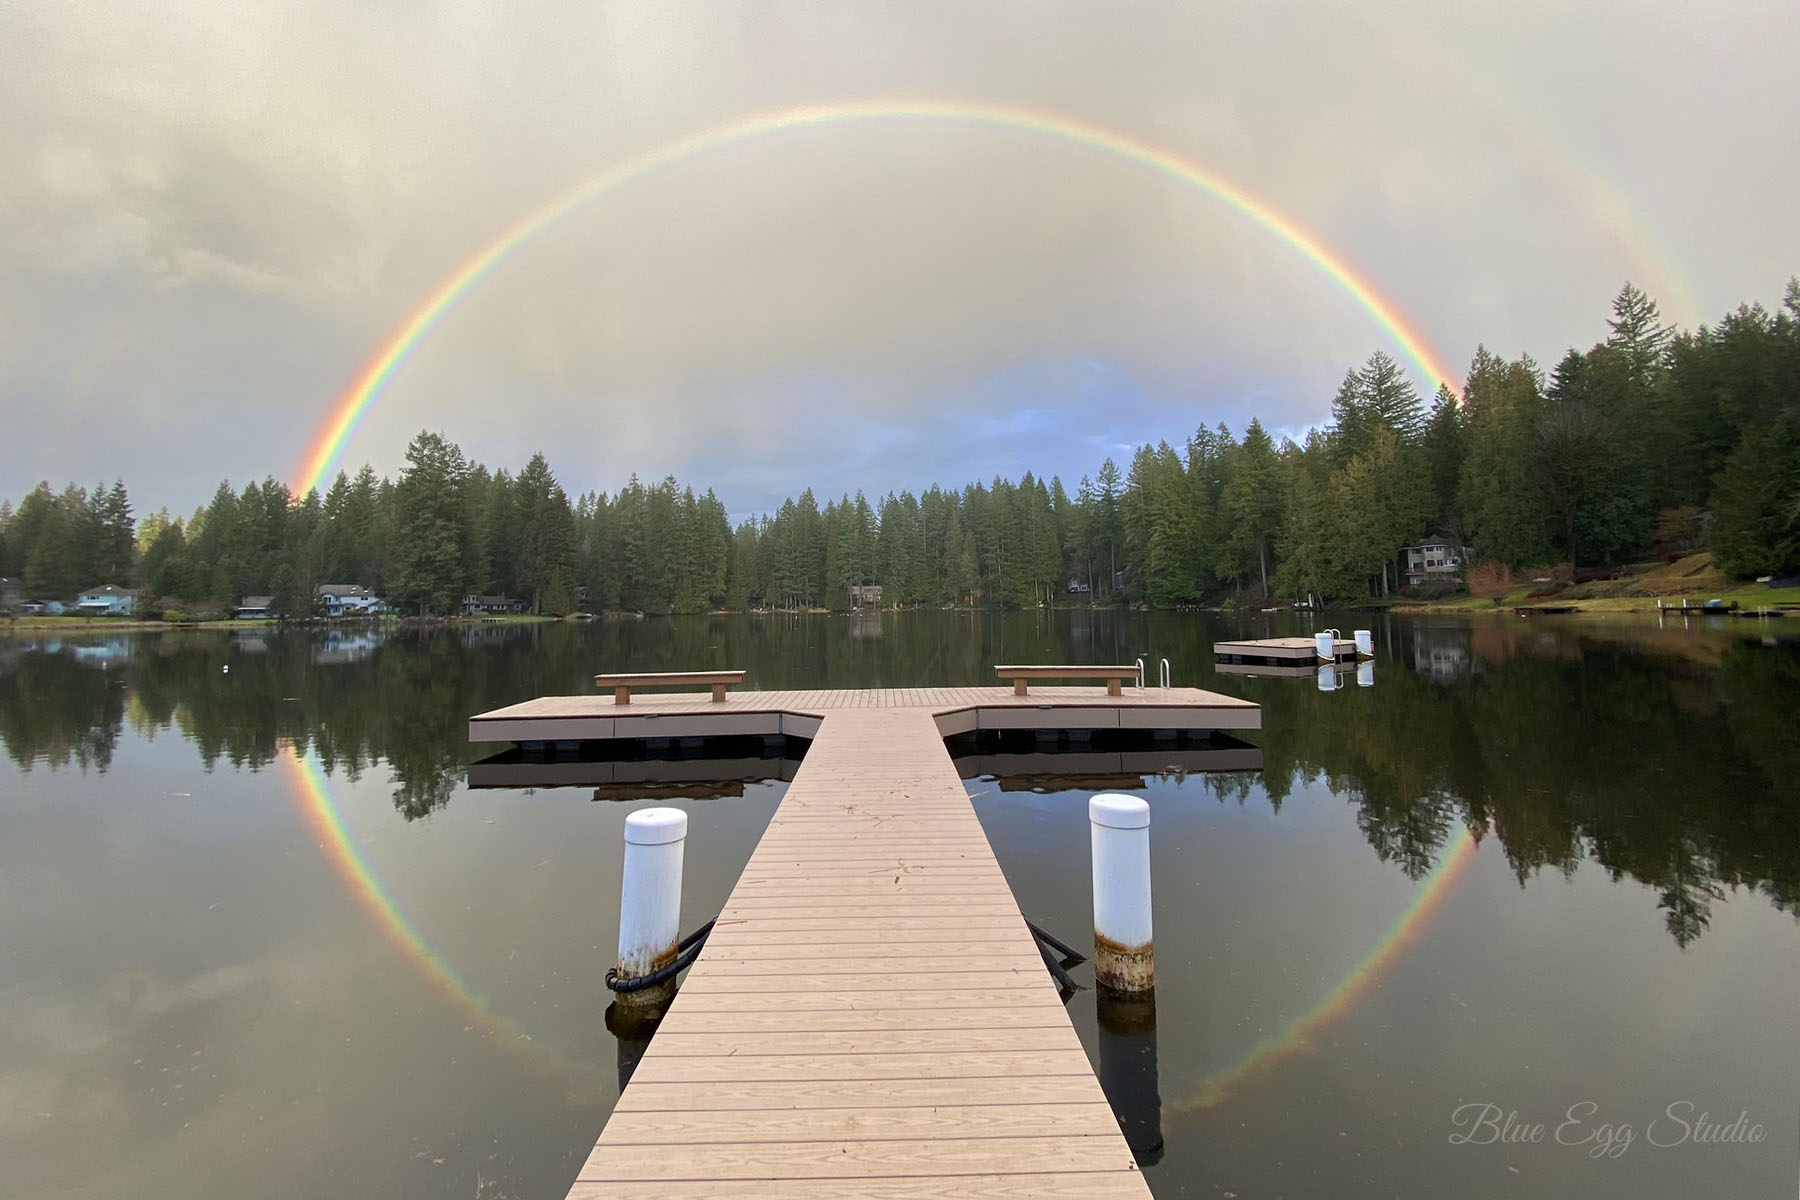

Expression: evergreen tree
xmin=268 ymin=563 xmax=306 ymax=621
xmin=387 ymin=432 xmax=470 ymax=616
xmin=515 ymin=452 xmax=575 ymax=614
xmin=1219 ymin=419 xmax=1284 ymax=595
xmin=1710 ymin=426 xmax=1800 ymax=577
xmin=1361 ymin=350 xmax=1426 ymax=442
xmin=1422 ymin=384 xmax=1466 ymax=541
xmin=1606 ymin=282 xmax=1673 ymax=387
xmin=1459 ymin=347 xmax=1553 ymax=566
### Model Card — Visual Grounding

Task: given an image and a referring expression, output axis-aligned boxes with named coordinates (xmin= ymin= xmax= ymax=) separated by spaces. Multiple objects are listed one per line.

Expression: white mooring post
xmin=1089 ymin=793 xmax=1153 ymax=992
xmin=1354 ymin=629 xmax=1374 ymax=658
xmin=1314 ymin=627 xmax=1339 ymax=663
xmin=615 ymin=807 xmax=688 ymax=1008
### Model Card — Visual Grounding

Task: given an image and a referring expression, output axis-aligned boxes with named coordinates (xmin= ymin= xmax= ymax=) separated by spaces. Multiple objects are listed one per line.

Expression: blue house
xmin=75 ymin=585 xmax=136 ymax=617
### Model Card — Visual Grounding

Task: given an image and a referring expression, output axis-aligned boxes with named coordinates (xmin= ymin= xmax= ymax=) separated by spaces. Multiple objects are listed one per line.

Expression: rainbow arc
xmin=293 ymin=98 xmax=1462 ymax=495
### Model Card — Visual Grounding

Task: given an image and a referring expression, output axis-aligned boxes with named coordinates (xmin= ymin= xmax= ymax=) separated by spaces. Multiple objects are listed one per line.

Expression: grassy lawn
xmin=1401 ymin=583 xmax=1800 ymax=615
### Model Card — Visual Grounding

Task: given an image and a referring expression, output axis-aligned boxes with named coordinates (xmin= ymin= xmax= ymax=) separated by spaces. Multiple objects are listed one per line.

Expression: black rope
xmin=605 ymin=919 xmax=716 ymax=993
xmin=1024 ymin=916 xmax=1087 ymax=994
xmin=1036 ymin=937 xmax=1080 ymax=993
xmin=1025 ymin=918 xmax=1087 ymax=965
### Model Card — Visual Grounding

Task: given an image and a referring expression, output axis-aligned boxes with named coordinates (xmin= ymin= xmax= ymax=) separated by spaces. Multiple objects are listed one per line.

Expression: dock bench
xmin=994 ymin=663 xmax=1139 ymax=697
xmin=595 ymin=670 xmax=745 ymax=705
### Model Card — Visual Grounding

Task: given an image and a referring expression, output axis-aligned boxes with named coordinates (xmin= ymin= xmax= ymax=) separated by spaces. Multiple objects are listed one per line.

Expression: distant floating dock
xmin=469 ymin=675 xmax=1259 ymax=1197
xmin=1212 ymin=636 xmax=1358 ymax=666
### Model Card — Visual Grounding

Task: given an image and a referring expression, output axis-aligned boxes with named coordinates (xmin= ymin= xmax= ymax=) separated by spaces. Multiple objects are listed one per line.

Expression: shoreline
xmin=7 ymin=588 xmax=1796 ymax=635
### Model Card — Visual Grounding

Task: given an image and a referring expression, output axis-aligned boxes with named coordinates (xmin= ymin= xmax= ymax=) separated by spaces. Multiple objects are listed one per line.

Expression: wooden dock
xmin=468 ymin=684 xmax=1258 ymax=1197
xmin=1212 ymin=636 xmax=1356 ymax=665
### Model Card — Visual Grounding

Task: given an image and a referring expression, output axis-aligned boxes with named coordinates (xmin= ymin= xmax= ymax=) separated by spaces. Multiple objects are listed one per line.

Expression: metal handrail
xmin=1160 ymin=658 xmax=1171 ymax=689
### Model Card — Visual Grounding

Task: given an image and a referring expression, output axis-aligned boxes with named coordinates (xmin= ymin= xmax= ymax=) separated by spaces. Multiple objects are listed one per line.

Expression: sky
xmin=2 ymin=1 xmax=1797 ymax=521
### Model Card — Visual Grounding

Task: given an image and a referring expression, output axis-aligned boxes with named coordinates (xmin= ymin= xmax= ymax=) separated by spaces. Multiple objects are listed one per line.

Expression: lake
xmin=3 ymin=611 xmax=1797 ymax=1198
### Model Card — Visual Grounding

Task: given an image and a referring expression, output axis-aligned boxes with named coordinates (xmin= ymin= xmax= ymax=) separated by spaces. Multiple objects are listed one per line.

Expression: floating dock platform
xmin=468 ymin=681 xmax=1259 ymax=1197
xmin=1212 ymin=636 xmax=1357 ymax=665
xmin=1212 ymin=660 xmax=1327 ymax=679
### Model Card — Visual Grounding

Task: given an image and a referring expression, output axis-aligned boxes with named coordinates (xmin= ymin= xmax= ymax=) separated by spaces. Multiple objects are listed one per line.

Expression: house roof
xmin=239 ymin=596 xmax=274 ymax=608
xmin=79 ymin=584 xmax=136 ymax=597
xmin=316 ymin=584 xmax=371 ymax=596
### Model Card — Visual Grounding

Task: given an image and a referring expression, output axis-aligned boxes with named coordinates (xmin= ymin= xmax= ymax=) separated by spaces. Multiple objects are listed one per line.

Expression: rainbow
xmin=1175 ymin=823 xmax=1481 ymax=1112
xmin=277 ymin=747 xmax=564 ymax=1064
xmin=294 ymin=98 xmax=1461 ymax=495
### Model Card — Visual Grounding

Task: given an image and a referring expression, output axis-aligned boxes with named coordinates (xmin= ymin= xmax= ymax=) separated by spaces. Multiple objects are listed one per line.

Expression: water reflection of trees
xmin=1235 ymin=623 xmax=1800 ymax=946
xmin=2 ymin=615 xmax=1795 ymax=945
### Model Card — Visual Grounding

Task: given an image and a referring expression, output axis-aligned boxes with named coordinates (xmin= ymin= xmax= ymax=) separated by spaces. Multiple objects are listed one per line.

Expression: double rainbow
xmin=294 ymin=98 xmax=1461 ymax=495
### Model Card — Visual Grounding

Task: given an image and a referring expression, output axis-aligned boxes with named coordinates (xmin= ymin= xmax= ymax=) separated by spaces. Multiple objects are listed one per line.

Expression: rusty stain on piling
xmin=1094 ymin=931 xmax=1154 ymax=992
xmin=614 ymin=939 xmax=680 ymax=1008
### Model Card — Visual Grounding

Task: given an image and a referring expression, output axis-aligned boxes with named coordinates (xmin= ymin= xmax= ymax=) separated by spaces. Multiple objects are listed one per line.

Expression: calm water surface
xmin=3 ymin=612 xmax=1797 ymax=1197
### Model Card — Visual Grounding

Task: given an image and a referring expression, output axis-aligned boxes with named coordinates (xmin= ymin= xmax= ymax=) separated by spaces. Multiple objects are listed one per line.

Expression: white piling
xmin=1354 ymin=629 xmax=1374 ymax=658
xmin=1314 ymin=627 xmax=1340 ymax=663
xmin=1090 ymin=794 xmax=1153 ymax=992
xmin=615 ymin=807 xmax=688 ymax=1008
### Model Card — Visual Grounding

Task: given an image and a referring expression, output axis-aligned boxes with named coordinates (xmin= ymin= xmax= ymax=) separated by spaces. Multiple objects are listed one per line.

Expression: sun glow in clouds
xmin=294 ymin=98 xmax=1463 ymax=496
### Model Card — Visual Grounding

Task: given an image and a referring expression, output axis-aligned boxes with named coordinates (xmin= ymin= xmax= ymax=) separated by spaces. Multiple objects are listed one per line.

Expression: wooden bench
xmin=994 ymin=664 xmax=1139 ymax=698
xmin=595 ymin=670 xmax=746 ymax=705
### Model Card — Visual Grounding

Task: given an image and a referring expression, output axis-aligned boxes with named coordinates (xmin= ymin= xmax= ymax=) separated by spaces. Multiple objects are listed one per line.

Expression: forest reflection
xmin=2 ymin=612 xmax=1795 ymax=947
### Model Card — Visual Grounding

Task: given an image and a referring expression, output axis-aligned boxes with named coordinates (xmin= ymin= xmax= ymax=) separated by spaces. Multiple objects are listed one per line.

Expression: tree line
xmin=2 ymin=279 xmax=1795 ymax=615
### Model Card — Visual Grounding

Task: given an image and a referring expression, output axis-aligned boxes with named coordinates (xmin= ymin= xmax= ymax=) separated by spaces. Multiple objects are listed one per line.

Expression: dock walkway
xmin=470 ymin=686 xmax=1259 ymax=1198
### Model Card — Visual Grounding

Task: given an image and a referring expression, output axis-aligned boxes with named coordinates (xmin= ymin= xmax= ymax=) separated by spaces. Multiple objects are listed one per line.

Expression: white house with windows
xmin=316 ymin=584 xmax=384 ymax=617
xmin=1403 ymin=542 xmax=1469 ymax=587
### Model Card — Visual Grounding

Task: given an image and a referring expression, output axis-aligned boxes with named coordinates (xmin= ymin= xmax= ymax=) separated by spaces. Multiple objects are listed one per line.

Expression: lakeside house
xmin=1403 ymin=541 xmax=1469 ymax=587
xmin=75 ymin=585 xmax=137 ymax=616
xmin=463 ymin=594 xmax=528 ymax=616
xmin=316 ymin=584 xmax=384 ymax=617
xmin=235 ymin=596 xmax=274 ymax=620
xmin=848 ymin=584 xmax=883 ymax=610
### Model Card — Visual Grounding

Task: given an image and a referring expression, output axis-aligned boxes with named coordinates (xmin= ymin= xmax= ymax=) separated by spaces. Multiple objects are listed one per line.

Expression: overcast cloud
xmin=2 ymin=1 xmax=1796 ymax=518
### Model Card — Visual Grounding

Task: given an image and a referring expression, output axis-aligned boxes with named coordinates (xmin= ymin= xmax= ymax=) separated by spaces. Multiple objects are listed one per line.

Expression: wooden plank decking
xmin=479 ymin=684 xmax=1264 ymax=1198
xmin=470 ymin=684 xmax=1259 ymax=745
xmin=567 ymin=705 xmax=1156 ymax=1197
xmin=1212 ymin=636 xmax=1356 ymax=663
